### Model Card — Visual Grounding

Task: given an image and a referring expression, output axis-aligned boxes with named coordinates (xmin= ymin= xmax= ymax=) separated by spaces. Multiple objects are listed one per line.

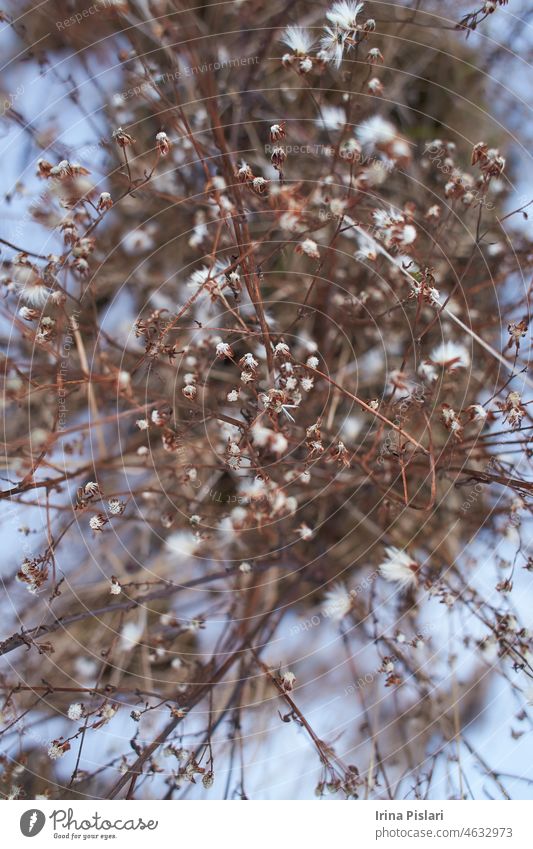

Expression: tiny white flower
xmin=320 ymin=26 xmax=346 ymax=69
xmin=322 ymin=582 xmax=353 ymax=621
xmin=119 ymin=620 xmax=144 ymax=651
xmin=110 ymin=579 xmax=122 ymax=595
xmin=315 ymin=105 xmax=346 ymax=132
xmin=97 ymin=191 xmax=113 ymax=211
xmin=430 ymin=340 xmax=470 ymax=370
xmin=280 ymin=670 xmax=296 ymax=692
xmin=89 ymin=513 xmax=107 ymax=532
xmin=379 ymin=546 xmax=418 ymax=588
xmin=252 ymin=176 xmax=268 ymax=194
xmin=356 ymin=115 xmax=396 ymax=150
xmin=48 ymin=741 xmax=68 ymax=760
xmin=100 ymin=704 xmax=117 ymax=723
xmin=108 ymin=498 xmax=124 ymax=515
xmin=182 ymin=384 xmax=197 ymax=399
xmin=297 ymin=523 xmax=313 ymax=541
xmin=156 ymin=131 xmax=170 ymax=156
xmin=19 ymin=306 xmax=39 ymax=321
xmin=18 ymin=282 xmax=51 ymax=308
xmin=216 ymin=342 xmax=233 ymax=358
xmin=67 ymin=703 xmax=83 ymax=721
xmin=298 ymin=238 xmax=320 ymax=259
xmin=281 ymin=25 xmax=314 ymax=56
xmin=326 ymin=0 xmax=365 ymax=30
xmin=469 ymin=404 xmax=487 ymax=421
xmin=241 ymin=352 xmax=258 ymax=369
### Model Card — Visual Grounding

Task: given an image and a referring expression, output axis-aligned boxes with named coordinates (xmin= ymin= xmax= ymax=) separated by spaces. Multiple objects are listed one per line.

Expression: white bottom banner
xmin=3 ymin=800 xmax=531 ymax=848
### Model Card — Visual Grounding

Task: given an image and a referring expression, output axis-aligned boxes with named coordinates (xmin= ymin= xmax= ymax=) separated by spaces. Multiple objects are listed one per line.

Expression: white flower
xmin=18 ymin=282 xmax=51 ymax=307
xmin=306 ymin=355 xmax=319 ymax=369
xmin=216 ymin=342 xmax=233 ymax=358
xmin=270 ymin=432 xmax=288 ymax=455
xmin=469 ymin=404 xmax=488 ymax=421
xmin=239 ymin=561 xmax=252 ymax=574
xmin=119 ymin=620 xmax=144 ymax=651
xmin=322 ymin=582 xmax=353 ymax=621
xmin=48 ymin=741 xmax=68 ymax=760
xmin=356 ymin=115 xmax=396 ymax=150
xmin=108 ymin=498 xmax=124 ymax=515
xmin=251 ymin=423 xmax=273 ymax=447
xmin=110 ymin=579 xmax=122 ymax=595
xmin=118 ymin=370 xmax=131 ymax=390
xmin=274 ymin=342 xmax=291 ymax=357
xmin=368 ymin=77 xmax=383 ymax=95
xmin=418 ymin=361 xmax=438 ymax=383
xmin=326 ymin=0 xmax=364 ymax=30
xmin=355 ymin=232 xmax=377 ymax=262
xmin=298 ymin=238 xmax=320 ymax=259
xmin=320 ymin=26 xmax=346 ymax=69
xmin=187 ymin=262 xmax=225 ymax=290
xmin=281 ymin=25 xmax=314 ymax=55
xmin=89 ymin=514 xmax=107 ymax=531
xmin=136 ymin=418 xmax=149 ymax=430
xmin=97 ymin=191 xmax=113 ymax=211
xmin=315 ymin=104 xmax=346 ymax=132
xmin=67 ymin=703 xmax=83 ymax=721
xmin=401 ymin=224 xmax=417 ymax=246
xmin=155 ymin=131 xmax=170 ymax=156
xmin=182 ymin=384 xmax=197 ymax=399
xmin=379 ymin=546 xmax=418 ymax=588
xmin=297 ymin=523 xmax=313 ymax=541
xmin=241 ymin=352 xmax=258 ymax=369
xmin=84 ymin=481 xmax=100 ymax=497
xmin=166 ymin=530 xmax=199 ymax=561
xmin=100 ymin=704 xmax=117 ymax=723
xmin=430 ymin=340 xmax=470 ymax=369
xmin=280 ymin=670 xmax=296 ymax=692
xmin=252 ymin=176 xmax=268 ymax=194
xmin=19 ymin=306 xmax=39 ymax=321
xmin=227 ymin=388 xmax=239 ymax=402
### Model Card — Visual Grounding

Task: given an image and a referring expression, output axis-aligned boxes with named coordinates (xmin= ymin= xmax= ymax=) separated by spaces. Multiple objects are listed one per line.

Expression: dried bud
xmin=156 ymin=131 xmax=171 ymax=156
xmin=112 ymin=127 xmax=135 ymax=147
xmin=270 ymin=122 xmax=286 ymax=142
xmin=97 ymin=191 xmax=113 ymax=211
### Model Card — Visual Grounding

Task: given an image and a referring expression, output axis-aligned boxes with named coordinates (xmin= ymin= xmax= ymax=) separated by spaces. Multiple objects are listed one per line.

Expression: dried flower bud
xmin=270 ymin=122 xmax=286 ymax=142
xmin=89 ymin=513 xmax=108 ymax=532
xmin=367 ymin=47 xmax=384 ymax=63
xmin=368 ymin=77 xmax=384 ymax=96
xmin=97 ymin=191 xmax=113 ymax=211
xmin=216 ymin=341 xmax=233 ymax=358
xmin=156 ymin=131 xmax=171 ymax=156
xmin=236 ymin=161 xmax=253 ymax=182
xmin=271 ymin=146 xmax=286 ymax=171
xmin=113 ymin=127 xmax=135 ymax=147
xmin=251 ymin=176 xmax=268 ymax=195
